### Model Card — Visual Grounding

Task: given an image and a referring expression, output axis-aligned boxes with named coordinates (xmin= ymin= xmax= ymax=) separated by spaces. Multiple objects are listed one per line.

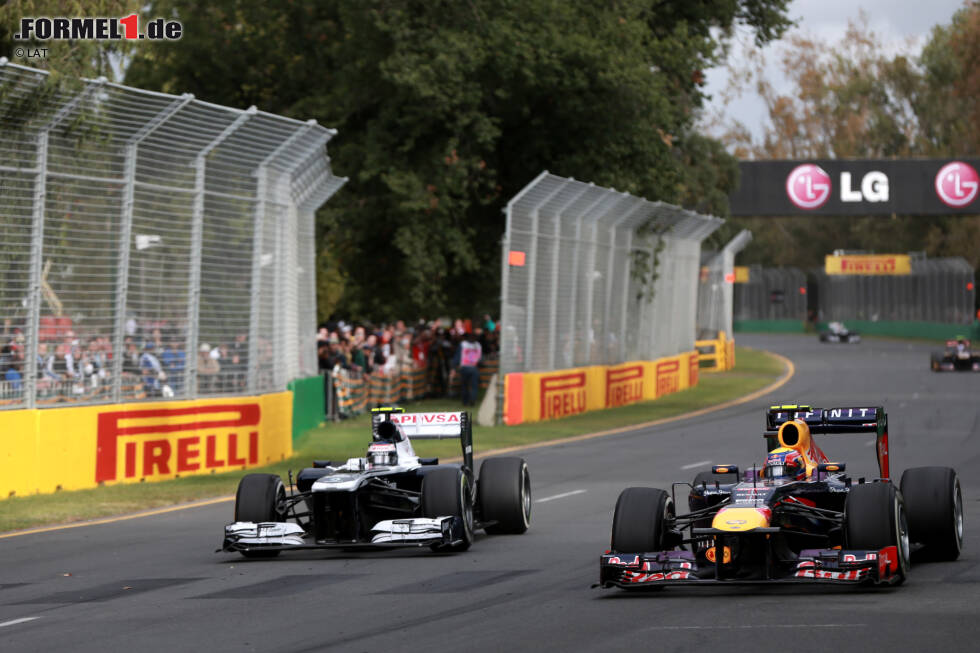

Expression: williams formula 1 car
xmin=930 ymin=337 xmax=980 ymax=372
xmin=598 ymin=404 xmax=963 ymax=589
xmin=221 ymin=407 xmax=531 ymax=557
xmin=819 ymin=321 xmax=861 ymax=344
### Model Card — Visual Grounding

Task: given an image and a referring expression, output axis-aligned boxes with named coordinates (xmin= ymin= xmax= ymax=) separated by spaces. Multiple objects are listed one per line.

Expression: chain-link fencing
xmin=0 ymin=59 xmax=346 ymax=409
xmin=733 ymin=266 xmax=808 ymax=322
xmin=812 ymin=256 xmax=975 ymax=324
xmin=696 ymin=230 xmax=752 ymax=339
xmin=499 ymin=172 xmax=722 ymax=377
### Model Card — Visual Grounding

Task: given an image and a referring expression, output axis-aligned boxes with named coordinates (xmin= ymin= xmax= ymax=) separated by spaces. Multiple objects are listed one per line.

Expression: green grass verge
xmin=0 ymin=346 xmax=785 ymax=534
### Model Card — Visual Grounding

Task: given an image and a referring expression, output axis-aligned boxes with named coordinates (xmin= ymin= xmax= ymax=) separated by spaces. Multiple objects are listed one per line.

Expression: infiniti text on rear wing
xmin=764 ymin=405 xmax=890 ymax=479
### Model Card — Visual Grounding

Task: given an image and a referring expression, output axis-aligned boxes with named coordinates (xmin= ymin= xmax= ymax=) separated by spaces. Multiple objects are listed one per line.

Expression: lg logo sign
xmin=935 ymin=161 xmax=979 ymax=208
xmin=786 ymin=165 xmax=888 ymax=209
xmin=785 ymin=161 xmax=978 ymax=210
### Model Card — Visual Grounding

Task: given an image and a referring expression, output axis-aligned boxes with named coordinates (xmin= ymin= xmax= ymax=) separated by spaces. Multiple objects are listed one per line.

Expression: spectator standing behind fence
xmin=198 ymin=343 xmax=220 ymax=393
xmin=454 ymin=331 xmax=482 ymax=407
xmin=161 ymin=340 xmax=185 ymax=394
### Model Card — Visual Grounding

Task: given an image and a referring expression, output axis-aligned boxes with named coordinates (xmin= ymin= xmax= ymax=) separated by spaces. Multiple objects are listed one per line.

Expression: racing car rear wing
xmin=764 ymin=405 xmax=890 ymax=479
xmin=374 ymin=409 xmax=474 ymax=471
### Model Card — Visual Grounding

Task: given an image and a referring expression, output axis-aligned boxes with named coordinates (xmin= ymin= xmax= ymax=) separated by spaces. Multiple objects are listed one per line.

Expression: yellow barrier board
xmin=504 ymin=351 xmax=699 ymax=425
xmin=825 ymin=254 xmax=911 ymax=275
xmin=1 ymin=393 xmax=292 ymax=498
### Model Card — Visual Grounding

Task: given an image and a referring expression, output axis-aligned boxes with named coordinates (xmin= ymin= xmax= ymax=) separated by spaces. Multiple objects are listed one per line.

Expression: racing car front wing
xmin=220 ymin=516 xmax=466 ymax=553
xmin=597 ymin=545 xmax=902 ymax=589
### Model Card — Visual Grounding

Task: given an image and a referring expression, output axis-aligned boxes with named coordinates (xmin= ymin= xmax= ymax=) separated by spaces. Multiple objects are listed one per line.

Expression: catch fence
xmin=696 ymin=230 xmax=752 ymax=339
xmin=499 ymin=172 xmax=722 ymax=378
xmin=0 ymin=59 xmax=346 ymax=409
xmin=812 ymin=256 xmax=975 ymax=324
xmin=733 ymin=266 xmax=808 ymax=322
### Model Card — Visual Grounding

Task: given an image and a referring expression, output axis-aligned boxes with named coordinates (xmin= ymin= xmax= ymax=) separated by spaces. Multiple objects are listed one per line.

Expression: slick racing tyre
xmin=610 ymin=487 xmax=673 ymax=554
xmin=478 ymin=457 xmax=531 ymax=535
xmin=845 ymin=482 xmax=909 ymax=584
xmin=900 ymin=466 xmax=963 ymax=561
xmin=422 ymin=467 xmax=474 ymax=552
xmin=930 ymin=354 xmax=942 ymax=372
xmin=234 ymin=474 xmax=287 ymax=558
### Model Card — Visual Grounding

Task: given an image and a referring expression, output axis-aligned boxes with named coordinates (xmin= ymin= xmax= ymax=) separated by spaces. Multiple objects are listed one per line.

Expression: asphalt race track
xmin=2 ymin=333 xmax=979 ymax=652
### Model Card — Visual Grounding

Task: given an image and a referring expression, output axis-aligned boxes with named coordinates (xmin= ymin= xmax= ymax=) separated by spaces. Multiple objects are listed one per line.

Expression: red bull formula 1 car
xmin=221 ymin=407 xmax=531 ymax=557
xmin=598 ymin=404 xmax=963 ymax=589
xmin=930 ymin=337 xmax=980 ymax=372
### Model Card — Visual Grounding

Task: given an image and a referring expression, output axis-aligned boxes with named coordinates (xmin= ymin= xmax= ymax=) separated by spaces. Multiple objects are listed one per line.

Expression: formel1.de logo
xmin=786 ymin=164 xmax=831 ymax=209
xmin=935 ymin=162 xmax=979 ymax=208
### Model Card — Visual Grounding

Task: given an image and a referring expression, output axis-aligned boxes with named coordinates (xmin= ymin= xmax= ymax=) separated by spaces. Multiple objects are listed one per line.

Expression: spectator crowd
xmin=0 ymin=315 xmax=254 ymax=405
xmin=316 ymin=315 xmax=500 ymax=407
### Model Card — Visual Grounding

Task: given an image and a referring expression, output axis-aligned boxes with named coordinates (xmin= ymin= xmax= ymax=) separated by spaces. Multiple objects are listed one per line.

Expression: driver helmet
xmin=367 ymin=419 xmax=400 ymax=467
xmin=764 ymin=449 xmax=806 ymax=481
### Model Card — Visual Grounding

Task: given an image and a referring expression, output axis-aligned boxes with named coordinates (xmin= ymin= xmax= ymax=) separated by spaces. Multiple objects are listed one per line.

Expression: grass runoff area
xmin=0 ymin=346 xmax=785 ymax=534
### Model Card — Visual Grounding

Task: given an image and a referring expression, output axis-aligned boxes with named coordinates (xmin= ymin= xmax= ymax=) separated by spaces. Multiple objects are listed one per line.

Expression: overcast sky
xmin=702 ymin=0 xmax=969 ymax=141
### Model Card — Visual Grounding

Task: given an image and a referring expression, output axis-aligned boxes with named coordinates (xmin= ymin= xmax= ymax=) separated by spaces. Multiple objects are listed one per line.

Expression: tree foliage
xmin=710 ymin=4 xmax=980 ymax=269
xmin=120 ymin=0 xmax=791 ymax=321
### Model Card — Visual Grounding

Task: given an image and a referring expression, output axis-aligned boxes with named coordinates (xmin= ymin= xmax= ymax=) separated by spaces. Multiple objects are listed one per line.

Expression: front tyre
xmin=234 ymin=473 xmax=287 ymax=559
xmin=901 ymin=466 xmax=963 ymax=561
xmin=610 ymin=487 xmax=673 ymax=554
xmin=478 ymin=457 xmax=531 ymax=534
xmin=422 ymin=468 xmax=474 ymax=552
xmin=845 ymin=482 xmax=909 ymax=584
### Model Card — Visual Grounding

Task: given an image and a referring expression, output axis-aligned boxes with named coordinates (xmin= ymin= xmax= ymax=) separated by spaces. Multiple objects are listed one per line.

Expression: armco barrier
xmin=503 ymin=351 xmax=699 ymax=425
xmin=0 ymin=393 xmax=292 ymax=498
xmin=288 ymin=376 xmax=325 ymax=442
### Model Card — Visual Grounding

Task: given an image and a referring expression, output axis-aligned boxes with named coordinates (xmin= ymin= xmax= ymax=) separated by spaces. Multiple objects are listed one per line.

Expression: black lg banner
xmin=729 ymin=158 xmax=980 ymax=216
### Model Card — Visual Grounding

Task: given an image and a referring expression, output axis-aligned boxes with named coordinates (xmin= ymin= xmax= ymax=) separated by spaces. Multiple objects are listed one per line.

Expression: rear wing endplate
xmin=764 ymin=404 xmax=890 ymax=479
xmin=373 ymin=410 xmax=474 ymax=471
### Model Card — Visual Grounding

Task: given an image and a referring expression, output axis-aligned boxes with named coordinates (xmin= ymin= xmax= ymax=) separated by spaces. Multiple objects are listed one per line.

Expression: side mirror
xmin=712 ymin=464 xmax=739 ymax=476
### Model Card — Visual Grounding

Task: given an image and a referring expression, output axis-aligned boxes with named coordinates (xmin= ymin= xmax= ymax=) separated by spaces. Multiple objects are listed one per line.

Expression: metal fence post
xmin=522 ymin=182 xmax=565 ymax=371
xmin=546 ymin=186 xmax=590 ymax=370
xmin=247 ymin=121 xmax=317 ymax=393
xmin=186 ymin=107 xmax=255 ymax=398
xmin=111 ymin=94 xmax=194 ymax=402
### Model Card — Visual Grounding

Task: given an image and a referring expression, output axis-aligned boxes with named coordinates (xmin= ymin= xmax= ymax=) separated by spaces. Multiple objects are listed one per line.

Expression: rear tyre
xmin=930 ymin=354 xmax=941 ymax=372
xmin=234 ymin=474 xmax=287 ymax=559
xmin=845 ymin=482 xmax=909 ymax=584
xmin=422 ymin=467 xmax=474 ymax=552
xmin=900 ymin=466 xmax=963 ymax=561
xmin=610 ymin=487 xmax=673 ymax=554
xmin=478 ymin=457 xmax=531 ymax=534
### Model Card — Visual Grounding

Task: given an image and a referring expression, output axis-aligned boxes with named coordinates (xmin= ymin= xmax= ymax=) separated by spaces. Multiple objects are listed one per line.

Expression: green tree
xmin=123 ymin=0 xmax=791 ymax=321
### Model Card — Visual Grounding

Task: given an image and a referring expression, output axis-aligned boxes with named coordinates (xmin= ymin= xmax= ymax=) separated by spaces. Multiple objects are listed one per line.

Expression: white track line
xmin=535 ymin=489 xmax=587 ymax=503
xmin=647 ymin=624 xmax=865 ymax=631
xmin=0 ymin=617 xmax=40 ymax=629
xmin=681 ymin=460 xmax=712 ymax=470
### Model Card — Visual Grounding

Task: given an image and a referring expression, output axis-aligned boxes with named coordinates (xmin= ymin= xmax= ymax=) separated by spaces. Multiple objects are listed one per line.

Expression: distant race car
xmin=221 ymin=407 xmax=531 ymax=557
xmin=930 ymin=337 xmax=980 ymax=372
xmin=819 ymin=321 xmax=861 ymax=343
xmin=597 ymin=404 xmax=962 ymax=590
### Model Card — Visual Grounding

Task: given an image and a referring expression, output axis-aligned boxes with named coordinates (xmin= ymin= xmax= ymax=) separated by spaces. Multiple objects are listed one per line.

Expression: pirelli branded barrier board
xmin=730 ymin=158 xmax=980 ymax=216
xmin=825 ymin=254 xmax=912 ymax=275
xmin=0 ymin=393 xmax=293 ymax=498
xmin=503 ymin=351 xmax=699 ymax=425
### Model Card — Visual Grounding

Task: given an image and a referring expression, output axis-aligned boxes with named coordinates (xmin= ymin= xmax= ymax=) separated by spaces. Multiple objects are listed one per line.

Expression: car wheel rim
xmin=462 ymin=478 xmax=474 ymax=537
xmin=954 ymin=481 xmax=964 ymax=546
xmin=521 ymin=465 xmax=532 ymax=526
xmin=897 ymin=500 xmax=910 ymax=571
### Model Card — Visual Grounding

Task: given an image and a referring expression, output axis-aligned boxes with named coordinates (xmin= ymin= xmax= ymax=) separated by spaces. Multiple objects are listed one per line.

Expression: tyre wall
xmin=0 ymin=392 xmax=292 ymax=498
xmin=503 ymin=351 xmax=698 ymax=425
